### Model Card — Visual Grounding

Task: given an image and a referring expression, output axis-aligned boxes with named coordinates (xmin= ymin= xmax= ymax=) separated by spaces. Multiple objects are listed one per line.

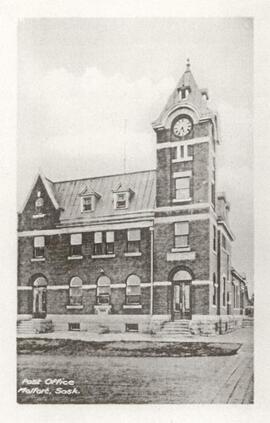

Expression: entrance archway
xmin=170 ymin=269 xmax=192 ymax=320
xmin=32 ymin=275 xmax=47 ymax=318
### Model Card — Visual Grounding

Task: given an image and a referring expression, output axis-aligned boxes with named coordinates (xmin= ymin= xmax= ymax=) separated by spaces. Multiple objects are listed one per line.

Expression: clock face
xmin=173 ymin=117 xmax=192 ymax=137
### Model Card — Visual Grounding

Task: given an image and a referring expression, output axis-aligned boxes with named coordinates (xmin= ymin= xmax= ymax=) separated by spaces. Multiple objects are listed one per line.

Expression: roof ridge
xmin=51 ymin=168 xmax=157 ymax=185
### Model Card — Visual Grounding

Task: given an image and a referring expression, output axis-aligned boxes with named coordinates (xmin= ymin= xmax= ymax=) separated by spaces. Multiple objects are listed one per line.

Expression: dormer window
xmin=81 ymin=196 xmax=94 ymax=212
xmin=115 ymin=192 xmax=128 ymax=209
xmin=79 ymin=185 xmax=101 ymax=213
xmin=112 ymin=183 xmax=134 ymax=210
xmin=178 ymin=86 xmax=190 ymax=101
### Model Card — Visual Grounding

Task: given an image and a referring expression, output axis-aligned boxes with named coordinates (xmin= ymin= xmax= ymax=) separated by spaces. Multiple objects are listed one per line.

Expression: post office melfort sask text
xmin=17 ymin=61 xmax=250 ymax=336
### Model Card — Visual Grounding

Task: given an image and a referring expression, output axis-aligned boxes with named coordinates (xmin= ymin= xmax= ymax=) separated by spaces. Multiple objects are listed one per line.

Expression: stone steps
xmin=157 ymin=320 xmax=192 ymax=336
xmin=17 ymin=320 xmax=36 ymax=335
xmin=242 ymin=319 xmax=254 ymax=328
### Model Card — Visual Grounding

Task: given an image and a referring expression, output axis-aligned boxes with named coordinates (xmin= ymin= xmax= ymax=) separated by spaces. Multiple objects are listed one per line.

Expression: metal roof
xmin=51 ymin=169 xmax=156 ymax=224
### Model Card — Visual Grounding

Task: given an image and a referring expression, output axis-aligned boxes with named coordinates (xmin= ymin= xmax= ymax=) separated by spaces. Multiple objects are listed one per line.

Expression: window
xmin=70 ymin=233 xmax=82 ymax=256
xmin=106 ymin=231 xmax=114 ymax=254
xmin=127 ymin=229 xmax=141 ymax=253
xmin=126 ymin=275 xmax=141 ymax=305
xmin=223 ymin=277 xmax=226 ymax=306
xmin=234 ymin=283 xmax=240 ymax=308
xmin=125 ymin=323 xmax=138 ymax=332
xmin=174 ymin=222 xmax=189 ymax=248
xmin=179 ymin=88 xmax=189 ymax=101
xmin=34 ymin=236 xmax=45 ymax=258
xmin=68 ymin=323 xmax=80 ymax=331
xmin=213 ymin=273 xmax=217 ymax=305
xmin=115 ymin=192 xmax=128 ymax=209
xmin=81 ymin=196 xmax=94 ymax=212
xmin=175 ymin=177 xmax=190 ymax=200
xmin=69 ymin=277 xmax=83 ymax=306
xmin=211 ymin=182 xmax=216 ymax=206
xmin=173 ymin=144 xmax=193 ymax=162
xmin=35 ymin=192 xmax=44 ymax=214
xmin=213 ymin=225 xmax=217 ymax=252
xmin=222 ymin=234 xmax=227 ymax=249
xmin=97 ymin=276 xmax=111 ymax=304
xmin=94 ymin=231 xmax=103 ymax=255
xmin=227 ymin=254 xmax=230 ymax=279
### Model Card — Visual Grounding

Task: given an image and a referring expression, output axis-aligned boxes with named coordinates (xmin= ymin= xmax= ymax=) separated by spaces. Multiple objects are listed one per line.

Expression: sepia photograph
xmin=16 ymin=17 xmax=254 ymax=404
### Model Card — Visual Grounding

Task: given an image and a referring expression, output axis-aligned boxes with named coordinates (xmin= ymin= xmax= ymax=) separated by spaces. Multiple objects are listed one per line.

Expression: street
xmin=17 ymin=327 xmax=253 ymax=404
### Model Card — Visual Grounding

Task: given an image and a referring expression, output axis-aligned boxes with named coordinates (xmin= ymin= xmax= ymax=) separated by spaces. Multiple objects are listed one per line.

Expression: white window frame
xmin=172 ymin=144 xmax=193 ymax=163
xmin=105 ymin=231 xmax=114 ymax=255
xmin=127 ymin=229 xmax=141 ymax=253
xmin=70 ymin=233 xmax=82 ymax=257
xmin=174 ymin=222 xmax=189 ymax=249
xmin=174 ymin=177 xmax=191 ymax=201
xmin=97 ymin=276 xmax=111 ymax=305
xmin=81 ymin=195 xmax=94 ymax=213
xmin=69 ymin=276 xmax=83 ymax=306
xmin=126 ymin=275 xmax=141 ymax=305
xmin=114 ymin=192 xmax=129 ymax=209
xmin=33 ymin=236 xmax=45 ymax=258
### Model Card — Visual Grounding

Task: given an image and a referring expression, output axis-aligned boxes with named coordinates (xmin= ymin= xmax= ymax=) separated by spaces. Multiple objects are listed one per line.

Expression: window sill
xmin=212 ymin=249 xmax=217 ymax=255
xmin=32 ymin=214 xmax=46 ymax=219
xmin=31 ymin=258 xmax=45 ymax=262
xmin=124 ymin=252 xmax=142 ymax=257
xmin=172 ymin=198 xmax=192 ymax=203
xmin=123 ymin=304 xmax=142 ymax=309
xmin=171 ymin=247 xmax=191 ymax=253
xmin=91 ymin=254 xmax=116 ymax=259
xmin=172 ymin=157 xmax=193 ymax=163
xmin=66 ymin=305 xmax=83 ymax=310
xmin=67 ymin=255 xmax=83 ymax=260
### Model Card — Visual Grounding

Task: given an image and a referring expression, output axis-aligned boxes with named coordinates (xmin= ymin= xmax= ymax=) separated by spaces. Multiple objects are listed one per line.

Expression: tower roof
xmin=153 ymin=59 xmax=213 ymax=129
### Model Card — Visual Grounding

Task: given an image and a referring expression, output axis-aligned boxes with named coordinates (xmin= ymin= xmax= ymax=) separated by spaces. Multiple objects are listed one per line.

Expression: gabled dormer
xmin=112 ymin=183 xmax=134 ymax=210
xmin=18 ymin=172 xmax=61 ymax=231
xmin=79 ymin=185 xmax=101 ymax=213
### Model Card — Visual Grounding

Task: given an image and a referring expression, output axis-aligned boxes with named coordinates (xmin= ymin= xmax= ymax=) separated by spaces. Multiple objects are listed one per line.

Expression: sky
xmin=17 ymin=18 xmax=253 ymax=292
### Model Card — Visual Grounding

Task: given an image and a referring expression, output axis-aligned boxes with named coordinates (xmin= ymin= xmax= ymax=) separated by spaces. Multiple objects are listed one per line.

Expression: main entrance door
xmin=32 ymin=276 xmax=47 ymax=318
xmin=171 ymin=269 xmax=192 ymax=320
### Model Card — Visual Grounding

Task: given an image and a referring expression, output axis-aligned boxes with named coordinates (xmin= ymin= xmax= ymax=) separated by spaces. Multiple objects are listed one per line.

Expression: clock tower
xmin=152 ymin=59 xmax=220 ymax=209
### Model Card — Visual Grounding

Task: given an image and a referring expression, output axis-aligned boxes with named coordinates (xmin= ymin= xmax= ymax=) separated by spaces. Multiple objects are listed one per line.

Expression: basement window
xmin=125 ymin=323 xmax=139 ymax=332
xmin=68 ymin=323 xmax=80 ymax=331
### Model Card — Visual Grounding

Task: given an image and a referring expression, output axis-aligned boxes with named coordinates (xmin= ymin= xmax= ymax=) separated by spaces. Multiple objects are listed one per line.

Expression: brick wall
xmin=18 ymin=227 xmax=152 ymax=315
xmin=153 ymin=286 xmax=171 ymax=315
xmin=153 ymin=219 xmax=210 ymax=282
xmin=192 ymin=285 xmax=209 ymax=314
xmin=18 ymin=176 xmax=60 ymax=231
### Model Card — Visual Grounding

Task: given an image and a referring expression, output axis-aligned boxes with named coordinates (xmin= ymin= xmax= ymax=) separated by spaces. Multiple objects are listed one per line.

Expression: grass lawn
xmin=17 ymin=337 xmax=241 ymax=357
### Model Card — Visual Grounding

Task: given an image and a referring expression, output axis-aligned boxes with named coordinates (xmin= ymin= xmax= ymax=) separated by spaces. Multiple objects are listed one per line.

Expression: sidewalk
xmin=17 ymin=326 xmax=253 ymax=346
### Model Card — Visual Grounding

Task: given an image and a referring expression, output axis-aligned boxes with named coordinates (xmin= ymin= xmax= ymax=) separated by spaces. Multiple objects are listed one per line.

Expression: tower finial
xmin=186 ymin=58 xmax=190 ymax=71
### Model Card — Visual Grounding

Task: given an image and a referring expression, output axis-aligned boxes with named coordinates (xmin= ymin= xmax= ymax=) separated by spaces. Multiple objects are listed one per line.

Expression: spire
xmin=152 ymin=60 xmax=212 ymax=129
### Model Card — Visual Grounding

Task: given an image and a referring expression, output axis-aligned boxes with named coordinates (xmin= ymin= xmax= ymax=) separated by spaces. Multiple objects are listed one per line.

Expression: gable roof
xmin=20 ymin=172 xmax=60 ymax=213
xmin=52 ymin=169 xmax=156 ymax=224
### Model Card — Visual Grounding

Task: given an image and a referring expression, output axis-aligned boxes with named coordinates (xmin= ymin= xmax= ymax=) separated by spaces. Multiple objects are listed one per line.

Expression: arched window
xmin=33 ymin=276 xmax=47 ymax=287
xmin=172 ymin=269 xmax=192 ymax=282
xmin=35 ymin=191 xmax=44 ymax=214
xmin=97 ymin=275 xmax=111 ymax=304
xmin=213 ymin=273 xmax=217 ymax=305
xmin=126 ymin=275 xmax=141 ymax=305
xmin=69 ymin=277 xmax=83 ymax=306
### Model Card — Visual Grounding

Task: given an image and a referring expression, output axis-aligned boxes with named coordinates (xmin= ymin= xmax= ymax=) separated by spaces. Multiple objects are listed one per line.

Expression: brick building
xmin=17 ymin=61 xmax=250 ymax=335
